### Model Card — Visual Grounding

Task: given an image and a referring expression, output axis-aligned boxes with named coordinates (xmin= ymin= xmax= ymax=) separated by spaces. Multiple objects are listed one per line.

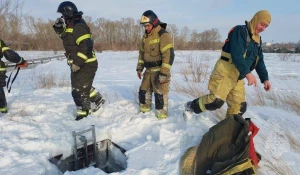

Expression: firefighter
xmin=0 ymin=39 xmax=28 ymax=113
xmin=137 ymin=10 xmax=175 ymax=119
xmin=185 ymin=10 xmax=272 ymax=117
xmin=53 ymin=1 xmax=104 ymax=120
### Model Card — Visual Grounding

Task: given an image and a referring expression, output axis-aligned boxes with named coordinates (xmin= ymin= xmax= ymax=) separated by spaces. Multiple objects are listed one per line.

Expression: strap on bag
xmin=6 ymin=65 xmax=20 ymax=93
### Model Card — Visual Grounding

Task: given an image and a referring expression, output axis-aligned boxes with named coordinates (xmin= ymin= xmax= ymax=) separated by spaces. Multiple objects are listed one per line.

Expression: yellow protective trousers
xmin=138 ymin=70 xmax=170 ymax=118
xmin=197 ymin=58 xmax=246 ymax=116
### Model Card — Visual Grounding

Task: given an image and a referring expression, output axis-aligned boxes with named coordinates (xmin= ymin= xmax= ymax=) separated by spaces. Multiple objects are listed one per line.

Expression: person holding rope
xmin=0 ymin=39 xmax=28 ymax=113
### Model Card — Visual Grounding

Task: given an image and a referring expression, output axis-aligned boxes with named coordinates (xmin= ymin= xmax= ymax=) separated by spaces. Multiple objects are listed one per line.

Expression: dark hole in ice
xmin=49 ymin=139 xmax=127 ymax=173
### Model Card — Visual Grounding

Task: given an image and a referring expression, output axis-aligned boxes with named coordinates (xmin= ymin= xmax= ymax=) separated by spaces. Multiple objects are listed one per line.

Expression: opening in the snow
xmin=49 ymin=139 xmax=127 ymax=173
xmin=95 ymin=139 xmax=127 ymax=173
xmin=50 ymin=126 xmax=127 ymax=173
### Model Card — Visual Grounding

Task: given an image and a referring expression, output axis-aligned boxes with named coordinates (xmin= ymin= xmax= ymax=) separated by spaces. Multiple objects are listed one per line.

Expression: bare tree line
xmin=1 ymin=0 xmax=223 ymax=51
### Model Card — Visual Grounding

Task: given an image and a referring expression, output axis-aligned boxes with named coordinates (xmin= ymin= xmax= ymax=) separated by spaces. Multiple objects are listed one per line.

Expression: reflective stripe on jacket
xmin=58 ymin=19 xmax=97 ymax=66
xmin=0 ymin=39 xmax=23 ymax=67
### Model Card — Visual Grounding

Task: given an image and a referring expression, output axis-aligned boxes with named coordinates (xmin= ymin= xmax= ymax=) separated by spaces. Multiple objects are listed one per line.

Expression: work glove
xmin=137 ymin=70 xmax=142 ymax=79
xmin=71 ymin=64 xmax=80 ymax=72
xmin=158 ymin=73 xmax=168 ymax=84
xmin=54 ymin=17 xmax=64 ymax=28
xmin=17 ymin=58 xmax=28 ymax=68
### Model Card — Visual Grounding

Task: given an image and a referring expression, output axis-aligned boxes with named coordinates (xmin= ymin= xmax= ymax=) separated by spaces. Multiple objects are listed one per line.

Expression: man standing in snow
xmin=184 ymin=10 xmax=272 ymax=118
xmin=137 ymin=10 xmax=175 ymax=119
xmin=53 ymin=1 xmax=104 ymax=120
xmin=0 ymin=39 xmax=28 ymax=113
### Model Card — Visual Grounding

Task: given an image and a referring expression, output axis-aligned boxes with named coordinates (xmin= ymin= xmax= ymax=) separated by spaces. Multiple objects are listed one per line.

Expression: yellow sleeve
xmin=136 ymin=38 xmax=145 ymax=71
xmin=159 ymin=33 xmax=174 ymax=75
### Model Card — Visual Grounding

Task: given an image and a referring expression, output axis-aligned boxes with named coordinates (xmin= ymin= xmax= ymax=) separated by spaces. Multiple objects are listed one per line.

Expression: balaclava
xmin=248 ymin=10 xmax=271 ymax=43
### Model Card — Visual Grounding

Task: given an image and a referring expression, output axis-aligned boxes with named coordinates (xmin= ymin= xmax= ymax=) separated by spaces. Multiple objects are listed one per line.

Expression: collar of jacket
xmin=145 ymin=25 xmax=162 ymax=37
xmin=245 ymin=21 xmax=260 ymax=44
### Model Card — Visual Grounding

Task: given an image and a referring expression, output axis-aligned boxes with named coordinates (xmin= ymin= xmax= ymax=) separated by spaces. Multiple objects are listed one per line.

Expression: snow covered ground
xmin=0 ymin=50 xmax=299 ymax=175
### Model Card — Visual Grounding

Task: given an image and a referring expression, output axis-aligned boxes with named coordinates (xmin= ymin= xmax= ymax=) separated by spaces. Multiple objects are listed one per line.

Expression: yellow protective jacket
xmin=136 ymin=25 xmax=175 ymax=75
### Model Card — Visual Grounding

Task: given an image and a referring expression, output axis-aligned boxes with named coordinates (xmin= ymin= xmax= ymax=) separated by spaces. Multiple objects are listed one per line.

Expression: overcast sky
xmin=22 ymin=0 xmax=300 ymax=43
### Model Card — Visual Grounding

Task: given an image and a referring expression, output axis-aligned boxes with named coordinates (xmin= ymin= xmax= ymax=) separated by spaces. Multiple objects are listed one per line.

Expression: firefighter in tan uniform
xmin=184 ymin=10 xmax=272 ymax=117
xmin=137 ymin=10 xmax=175 ymax=119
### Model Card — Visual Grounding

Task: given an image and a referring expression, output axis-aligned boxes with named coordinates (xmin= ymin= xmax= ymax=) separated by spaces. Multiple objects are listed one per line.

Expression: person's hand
xmin=17 ymin=58 xmax=28 ymax=68
xmin=245 ymin=73 xmax=257 ymax=87
xmin=263 ymin=80 xmax=271 ymax=91
xmin=54 ymin=17 xmax=64 ymax=28
xmin=158 ymin=74 xmax=168 ymax=84
xmin=71 ymin=64 xmax=80 ymax=72
xmin=137 ymin=70 xmax=142 ymax=79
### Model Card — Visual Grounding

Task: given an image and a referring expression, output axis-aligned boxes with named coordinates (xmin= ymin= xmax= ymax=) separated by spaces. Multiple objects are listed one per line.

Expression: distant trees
xmin=263 ymin=42 xmax=300 ymax=53
xmin=90 ymin=17 xmax=142 ymax=51
xmin=189 ymin=28 xmax=222 ymax=50
xmin=0 ymin=0 xmax=27 ymax=50
xmin=1 ymin=1 xmax=223 ymax=51
xmin=24 ymin=16 xmax=62 ymax=50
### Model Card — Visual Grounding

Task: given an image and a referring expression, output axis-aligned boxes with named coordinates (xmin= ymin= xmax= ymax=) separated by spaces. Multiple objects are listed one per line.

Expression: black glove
xmin=54 ymin=17 xmax=64 ymax=28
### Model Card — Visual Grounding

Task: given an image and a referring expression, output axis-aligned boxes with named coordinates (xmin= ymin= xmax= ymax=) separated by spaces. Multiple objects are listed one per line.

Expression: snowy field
xmin=0 ymin=50 xmax=299 ymax=175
